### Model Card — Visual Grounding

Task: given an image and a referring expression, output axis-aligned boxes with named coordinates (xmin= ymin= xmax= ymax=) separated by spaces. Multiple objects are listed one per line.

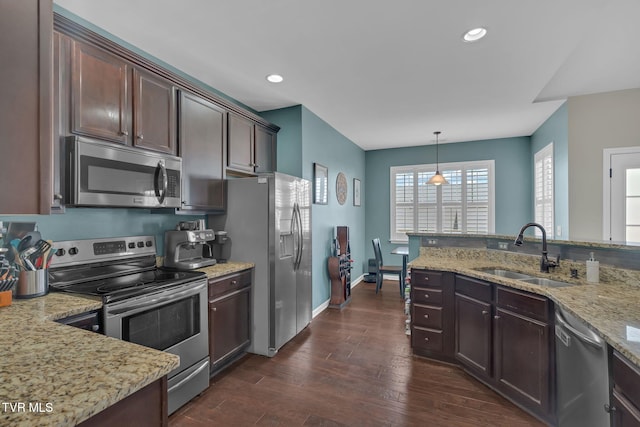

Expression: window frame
xmin=390 ymin=160 xmax=495 ymax=243
xmin=534 ymin=143 xmax=554 ymax=238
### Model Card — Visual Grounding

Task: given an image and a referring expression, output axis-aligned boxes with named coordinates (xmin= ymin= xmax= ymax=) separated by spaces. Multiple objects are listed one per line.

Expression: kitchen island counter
xmin=410 ymin=248 xmax=640 ymax=368
xmin=0 ymin=293 xmax=178 ymax=426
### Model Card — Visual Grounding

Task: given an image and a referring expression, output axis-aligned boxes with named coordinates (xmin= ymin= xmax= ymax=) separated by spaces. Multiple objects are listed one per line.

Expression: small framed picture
xmin=353 ymin=178 xmax=361 ymax=207
xmin=314 ymin=163 xmax=328 ymax=204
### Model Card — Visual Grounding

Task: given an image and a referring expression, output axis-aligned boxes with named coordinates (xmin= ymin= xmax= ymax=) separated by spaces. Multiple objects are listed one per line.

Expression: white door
xmin=605 ymin=148 xmax=640 ymax=243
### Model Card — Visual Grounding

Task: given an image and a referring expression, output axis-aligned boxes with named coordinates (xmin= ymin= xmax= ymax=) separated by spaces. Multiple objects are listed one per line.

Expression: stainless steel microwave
xmin=66 ymin=136 xmax=182 ymax=208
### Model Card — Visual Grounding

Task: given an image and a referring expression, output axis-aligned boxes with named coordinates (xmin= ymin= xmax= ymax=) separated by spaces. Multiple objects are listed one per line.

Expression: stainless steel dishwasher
xmin=555 ymin=306 xmax=610 ymax=427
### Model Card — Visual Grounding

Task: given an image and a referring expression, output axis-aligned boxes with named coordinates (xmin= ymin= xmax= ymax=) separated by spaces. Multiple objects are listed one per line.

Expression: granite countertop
xmin=196 ymin=261 xmax=254 ymax=279
xmin=409 ymin=248 xmax=640 ymax=366
xmin=0 ymin=293 xmax=179 ymax=427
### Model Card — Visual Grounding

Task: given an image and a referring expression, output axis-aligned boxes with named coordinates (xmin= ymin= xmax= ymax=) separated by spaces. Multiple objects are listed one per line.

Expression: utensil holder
xmin=0 ymin=290 xmax=11 ymax=307
xmin=15 ymin=269 xmax=49 ymax=299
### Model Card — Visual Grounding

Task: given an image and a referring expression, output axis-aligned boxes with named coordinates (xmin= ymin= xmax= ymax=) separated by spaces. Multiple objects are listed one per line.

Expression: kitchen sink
xmin=518 ymin=277 xmax=574 ymax=288
xmin=475 ymin=267 xmax=575 ymax=288
xmin=476 ymin=268 xmax=533 ymax=280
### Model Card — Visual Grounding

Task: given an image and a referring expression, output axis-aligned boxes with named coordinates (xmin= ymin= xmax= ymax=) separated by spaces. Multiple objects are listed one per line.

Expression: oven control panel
xmin=49 ymin=235 xmax=156 ymax=267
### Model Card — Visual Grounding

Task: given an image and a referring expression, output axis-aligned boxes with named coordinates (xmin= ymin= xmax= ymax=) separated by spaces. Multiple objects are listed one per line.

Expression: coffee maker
xmin=210 ymin=230 xmax=230 ymax=263
xmin=164 ymin=220 xmax=217 ymax=270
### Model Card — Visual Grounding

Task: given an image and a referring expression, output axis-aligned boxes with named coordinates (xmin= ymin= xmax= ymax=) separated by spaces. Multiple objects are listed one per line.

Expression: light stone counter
xmin=410 ymin=247 xmax=640 ymax=366
xmin=0 ymin=293 xmax=179 ymax=427
xmin=196 ymin=261 xmax=254 ymax=279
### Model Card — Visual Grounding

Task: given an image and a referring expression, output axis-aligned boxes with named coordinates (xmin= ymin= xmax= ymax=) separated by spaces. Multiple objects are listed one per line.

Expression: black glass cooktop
xmin=50 ymin=268 xmax=206 ymax=304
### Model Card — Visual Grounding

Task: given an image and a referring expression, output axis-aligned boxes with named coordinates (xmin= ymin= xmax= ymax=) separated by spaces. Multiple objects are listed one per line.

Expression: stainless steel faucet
xmin=514 ymin=222 xmax=559 ymax=273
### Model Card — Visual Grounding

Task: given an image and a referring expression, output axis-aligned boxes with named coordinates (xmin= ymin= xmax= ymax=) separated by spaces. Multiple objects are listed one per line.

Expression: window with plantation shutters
xmin=390 ymin=160 xmax=495 ymax=242
xmin=534 ymin=143 xmax=554 ymax=238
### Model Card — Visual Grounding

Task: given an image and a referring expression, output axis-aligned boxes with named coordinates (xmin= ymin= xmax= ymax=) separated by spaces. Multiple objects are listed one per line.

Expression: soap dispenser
xmin=586 ymin=252 xmax=600 ymax=283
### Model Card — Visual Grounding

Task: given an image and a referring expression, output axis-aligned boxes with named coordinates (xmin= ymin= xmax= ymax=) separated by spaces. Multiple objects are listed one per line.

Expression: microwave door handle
xmin=154 ymin=160 xmax=168 ymax=204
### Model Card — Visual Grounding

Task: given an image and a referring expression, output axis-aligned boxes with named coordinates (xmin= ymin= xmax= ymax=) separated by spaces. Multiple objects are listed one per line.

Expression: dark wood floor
xmin=169 ymin=280 xmax=545 ymax=427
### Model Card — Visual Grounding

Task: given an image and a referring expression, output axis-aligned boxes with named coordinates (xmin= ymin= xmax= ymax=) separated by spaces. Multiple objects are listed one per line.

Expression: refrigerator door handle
xmin=291 ymin=203 xmax=300 ymax=271
xmin=295 ymin=203 xmax=304 ymax=269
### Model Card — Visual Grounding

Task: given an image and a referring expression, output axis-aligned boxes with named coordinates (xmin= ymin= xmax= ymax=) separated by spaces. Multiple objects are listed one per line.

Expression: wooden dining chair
xmin=372 ymin=238 xmax=403 ymax=295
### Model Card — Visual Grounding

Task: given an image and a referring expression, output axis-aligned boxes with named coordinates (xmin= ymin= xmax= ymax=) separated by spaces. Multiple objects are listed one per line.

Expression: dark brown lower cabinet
xmin=208 ymin=269 xmax=252 ymax=375
xmin=453 ymin=275 xmax=554 ymax=425
xmin=410 ymin=269 xmax=455 ymax=362
xmin=455 ymin=292 xmax=492 ymax=377
xmin=610 ymin=350 xmax=640 ymax=426
xmin=78 ymin=377 xmax=167 ymax=427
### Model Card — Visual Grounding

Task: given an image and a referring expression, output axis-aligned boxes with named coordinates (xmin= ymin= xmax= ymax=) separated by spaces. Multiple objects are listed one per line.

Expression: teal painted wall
xmin=259 ymin=106 xmax=303 ymax=177
xmin=531 ymin=103 xmax=569 ymax=240
xmin=365 ymin=137 xmax=532 ymax=264
xmin=0 ymin=209 xmax=203 ymax=254
xmin=301 ymin=107 xmax=366 ymax=309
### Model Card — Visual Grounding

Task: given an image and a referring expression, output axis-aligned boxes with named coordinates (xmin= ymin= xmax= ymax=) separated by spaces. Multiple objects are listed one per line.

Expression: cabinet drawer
xmin=412 ymin=270 xmax=443 ymax=287
xmin=412 ymin=304 xmax=442 ymax=329
xmin=455 ymin=275 xmax=492 ymax=303
xmin=613 ymin=351 xmax=640 ymax=411
xmin=208 ymin=269 xmax=252 ymax=299
xmin=411 ymin=287 xmax=443 ymax=305
xmin=411 ymin=326 xmax=443 ymax=352
xmin=495 ymin=286 xmax=550 ymax=322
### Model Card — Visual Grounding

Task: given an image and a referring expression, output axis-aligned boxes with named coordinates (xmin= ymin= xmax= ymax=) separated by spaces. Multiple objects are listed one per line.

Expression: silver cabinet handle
xmin=138 ymin=133 xmax=144 ymax=140
xmin=212 ymin=307 xmax=217 ymax=312
xmin=482 ymin=310 xmax=489 ymax=315
xmin=424 ymin=294 xmax=430 ymax=299
xmin=120 ymin=130 xmax=129 ymax=136
xmin=494 ymin=315 xmax=500 ymax=319
xmin=424 ymin=314 xmax=429 ymax=319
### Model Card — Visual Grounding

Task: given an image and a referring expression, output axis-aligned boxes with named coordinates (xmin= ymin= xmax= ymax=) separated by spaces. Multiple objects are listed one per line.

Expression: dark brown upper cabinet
xmin=178 ymin=91 xmax=225 ymax=211
xmin=227 ymin=113 xmax=255 ymax=174
xmin=227 ymin=114 xmax=277 ymax=176
xmin=0 ymin=0 xmax=53 ymax=215
xmin=71 ymin=41 xmax=130 ymax=144
xmin=255 ymin=125 xmax=277 ymax=174
xmin=70 ymin=40 xmax=177 ymax=155
xmin=133 ymin=69 xmax=176 ymax=154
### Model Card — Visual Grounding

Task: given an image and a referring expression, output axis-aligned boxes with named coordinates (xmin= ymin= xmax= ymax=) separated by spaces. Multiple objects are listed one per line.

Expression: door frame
xmin=602 ymin=146 xmax=640 ymax=241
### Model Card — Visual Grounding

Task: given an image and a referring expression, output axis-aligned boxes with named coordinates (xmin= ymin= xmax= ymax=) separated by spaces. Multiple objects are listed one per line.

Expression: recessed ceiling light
xmin=463 ymin=27 xmax=487 ymax=42
xmin=266 ymin=74 xmax=284 ymax=83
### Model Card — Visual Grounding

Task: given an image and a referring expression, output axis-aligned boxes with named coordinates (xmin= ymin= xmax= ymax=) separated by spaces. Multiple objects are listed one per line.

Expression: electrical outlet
xmin=556 ymin=225 xmax=562 ymax=237
xmin=498 ymin=242 xmax=509 ymax=250
xmin=427 ymin=239 xmax=438 ymax=245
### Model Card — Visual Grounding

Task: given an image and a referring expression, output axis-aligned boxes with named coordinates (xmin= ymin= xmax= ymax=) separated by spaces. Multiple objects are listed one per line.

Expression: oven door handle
xmin=106 ymin=282 xmax=206 ymax=315
xmin=168 ymin=358 xmax=210 ymax=394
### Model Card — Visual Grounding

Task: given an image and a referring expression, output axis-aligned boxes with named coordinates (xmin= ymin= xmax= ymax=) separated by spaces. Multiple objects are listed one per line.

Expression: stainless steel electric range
xmin=49 ymin=235 xmax=209 ymax=415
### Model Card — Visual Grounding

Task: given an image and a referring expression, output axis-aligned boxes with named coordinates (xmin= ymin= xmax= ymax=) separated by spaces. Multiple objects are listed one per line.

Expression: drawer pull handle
xmin=424 ymin=337 xmax=429 ymax=342
xmin=482 ymin=310 xmax=489 ymax=315
xmin=494 ymin=315 xmax=500 ymax=320
xmin=604 ymin=404 xmax=616 ymax=413
xmin=424 ymin=294 xmax=429 ymax=299
xmin=231 ymin=280 xmax=238 ymax=285
xmin=424 ymin=314 xmax=429 ymax=319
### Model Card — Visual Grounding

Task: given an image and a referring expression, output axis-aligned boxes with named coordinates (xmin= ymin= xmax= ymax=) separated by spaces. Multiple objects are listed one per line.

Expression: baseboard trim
xmin=312 ymin=274 xmax=365 ymax=318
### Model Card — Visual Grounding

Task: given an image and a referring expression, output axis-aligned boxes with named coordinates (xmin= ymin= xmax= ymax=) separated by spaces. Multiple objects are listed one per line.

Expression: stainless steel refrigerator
xmin=210 ymin=172 xmax=312 ymax=357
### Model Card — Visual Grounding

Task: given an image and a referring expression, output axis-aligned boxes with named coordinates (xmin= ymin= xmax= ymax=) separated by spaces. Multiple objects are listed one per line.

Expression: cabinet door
xmin=0 ymin=0 xmax=53 ymax=215
xmin=227 ymin=113 xmax=255 ymax=174
xmin=71 ymin=41 xmax=130 ymax=144
xmin=133 ymin=69 xmax=176 ymax=154
xmin=455 ymin=293 xmax=492 ymax=377
xmin=612 ymin=389 xmax=640 ymax=427
xmin=255 ymin=125 xmax=276 ymax=173
xmin=494 ymin=307 xmax=551 ymax=417
xmin=179 ymin=91 xmax=225 ymax=211
xmin=209 ymin=287 xmax=251 ymax=368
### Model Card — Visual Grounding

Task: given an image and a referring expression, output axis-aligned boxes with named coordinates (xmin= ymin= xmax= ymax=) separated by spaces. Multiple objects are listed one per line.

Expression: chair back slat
xmin=372 ymin=238 xmax=384 ymax=267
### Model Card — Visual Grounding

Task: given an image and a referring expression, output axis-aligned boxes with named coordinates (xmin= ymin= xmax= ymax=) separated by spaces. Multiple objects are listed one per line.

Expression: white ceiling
xmin=54 ymin=0 xmax=640 ymax=150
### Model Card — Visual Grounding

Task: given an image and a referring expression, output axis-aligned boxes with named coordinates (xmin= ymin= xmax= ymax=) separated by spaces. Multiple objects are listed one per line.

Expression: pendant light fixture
xmin=427 ymin=131 xmax=449 ymax=185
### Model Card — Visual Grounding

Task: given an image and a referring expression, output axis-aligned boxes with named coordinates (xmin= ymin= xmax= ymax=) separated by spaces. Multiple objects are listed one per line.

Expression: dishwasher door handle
xmin=555 ymin=311 xmax=603 ymax=349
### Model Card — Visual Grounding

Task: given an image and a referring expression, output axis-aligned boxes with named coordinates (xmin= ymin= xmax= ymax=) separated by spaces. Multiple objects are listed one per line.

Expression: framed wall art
xmin=314 ymin=163 xmax=328 ymax=204
xmin=353 ymin=178 xmax=361 ymax=207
